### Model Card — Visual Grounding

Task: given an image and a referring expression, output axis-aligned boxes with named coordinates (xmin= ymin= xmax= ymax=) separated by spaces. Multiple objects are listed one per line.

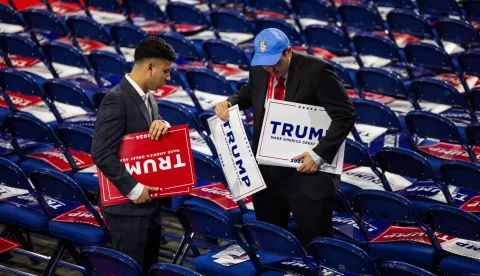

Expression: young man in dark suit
xmin=91 ymin=36 xmax=177 ymax=274
xmin=215 ymin=28 xmax=356 ymax=248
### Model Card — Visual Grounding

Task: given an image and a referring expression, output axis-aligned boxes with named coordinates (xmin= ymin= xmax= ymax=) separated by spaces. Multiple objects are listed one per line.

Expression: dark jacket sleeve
xmin=91 ymin=92 xmax=138 ymax=196
xmin=226 ymin=68 xmax=254 ymax=110
xmin=313 ymin=63 xmax=356 ymax=164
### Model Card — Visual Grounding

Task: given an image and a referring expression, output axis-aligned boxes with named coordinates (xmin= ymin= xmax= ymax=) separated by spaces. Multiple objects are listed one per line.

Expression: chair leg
xmin=172 ymin=235 xmax=187 ymax=264
xmin=12 ymin=228 xmax=39 ymax=265
xmin=42 ymin=241 xmax=66 ymax=276
xmin=64 ymin=242 xmax=82 ymax=266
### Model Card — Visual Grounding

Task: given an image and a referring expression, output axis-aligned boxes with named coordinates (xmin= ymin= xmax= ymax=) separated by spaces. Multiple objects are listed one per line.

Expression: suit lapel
xmin=284 ymin=52 xmax=301 ymax=102
xmin=123 ymin=77 xmax=152 ymax=126
xmin=148 ymin=93 xmax=159 ymax=121
xmin=257 ymin=69 xmax=270 ymax=108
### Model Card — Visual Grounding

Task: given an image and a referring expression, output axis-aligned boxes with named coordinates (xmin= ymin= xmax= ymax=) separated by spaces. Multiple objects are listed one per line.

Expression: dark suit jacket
xmin=91 ymin=77 xmax=171 ymax=216
xmin=227 ymin=52 xmax=356 ymax=199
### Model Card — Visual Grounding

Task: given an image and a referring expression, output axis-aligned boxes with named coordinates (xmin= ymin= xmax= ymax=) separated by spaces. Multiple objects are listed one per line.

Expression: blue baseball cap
xmin=251 ymin=28 xmax=290 ymax=66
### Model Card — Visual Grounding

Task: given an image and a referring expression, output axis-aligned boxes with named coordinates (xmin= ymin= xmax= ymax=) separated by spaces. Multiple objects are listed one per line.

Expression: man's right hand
xmin=132 ymin=185 xmax=159 ymax=204
xmin=215 ymin=101 xmax=230 ymax=122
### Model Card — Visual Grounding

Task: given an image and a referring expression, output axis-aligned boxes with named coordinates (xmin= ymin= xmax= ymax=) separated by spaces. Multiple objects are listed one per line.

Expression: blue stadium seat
xmin=253 ymin=0 xmax=293 ymax=19
xmin=416 ymin=0 xmax=464 ymax=19
xmin=462 ymin=0 xmax=480 ymax=23
xmin=255 ymin=17 xmax=308 ymax=50
xmin=21 ymin=8 xmax=70 ymax=44
xmin=292 ymin=0 xmax=337 ymax=24
xmin=435 ymin=18 xmax=480 ymax=50
xmin=0 ymin=3 xmax=25 ymax=33
xmin=427 ymin=205 xmax=480 ymax=274
xmin=109 ymin=22 xmax=147 ymax=54
xmin=439 ymin=160 xmax=480 ymax=192
xmin=386 ymin=9 xmax=438 ymax=44
xmin=209 ymin=8 xmax=256 ymax=36
xmin=379 ymin=261 xmax=437 ymax=276
xmin=149 ymin=263 xmax=201 ymax=276
xmin=202 ymin=39 xmax=250 ymax=69
xmin=354 ymin=190 xmax=442 ymax=269
xmin=165 ymin=2 xmax=210 ymax=36
xmin=355 ymin=67 xmax=412 ymax=102
xmin=80 ymin=246 xmax=143 ymax=276
xmin=338 ymin=3 xmax=386 ymax=33
xmin=157 ymin=31 xmax=206 ymax=66
xmin=88 ymin=50 xmax=131 ymax=90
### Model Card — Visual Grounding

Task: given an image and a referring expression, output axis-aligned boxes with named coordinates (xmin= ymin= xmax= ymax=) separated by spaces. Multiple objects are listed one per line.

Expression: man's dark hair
xmin=134 ymin=36 xmax=177 ymax=63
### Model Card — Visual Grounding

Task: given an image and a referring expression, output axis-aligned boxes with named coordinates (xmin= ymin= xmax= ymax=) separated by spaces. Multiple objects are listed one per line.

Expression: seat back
xmin=80 ymin=246 xmax=143 ymax=276
xmin=87 ymin=0 xmax=126 ymax=14
xmin=352 ymin=98 xmax=402 ymax=131
xmin=379 ymin=261 xmax=437 ymax=276
xmin=386 ymin=9 xmax=434 ymax=39
xmin=458 ymin=50 xmax=480 ymax=77
xmin=42 ymin=41 xmax=93 ymax=72
xmin=22 ymin=8 xmax=69 ymax=38
xmin=353 ymin=33 xmax=402 ymax=62
xmin=374 ymin=147 xmax=436 ymax=180
xmin=210 ymin=8 xmax=255 ymax=34
xmin=353 ymin=190 xmax=439 ymax=246
xmin=156 ymin=100 xmax=201 ymax=130
xmin=344 ymin=138 xmax=376 ymax=168
xmin=185 ymin=68 xmax=234 ymax=96
xmin=309 ymin=238 xmax=379 ymax=276
xmin=405 ymin=110 xmax=464 ymax=145
xmin=43 ymin=79 xmax=95 ymax=111
xmin=0 ymin=68 xmax=46 ymax=100
xmin=124 ymin=0 xmax=168 ymax=22
xmin=165 ymin=2 xmax=209 ymax=27
xmin=57 ymin=125 xmax=94 ymax=155
xmin=463 ymin=0 xmax=480 ymax=22
xmin=109 ymin=23 xmax=147 ymax=48
xmin=202 ymin=39 xmax=250 ymax=69
xmin=355 ymin=67 xmax=409 ymax=99
xmin=0 ymin=33 xmax=50 ymax=66
xmin=193 ymin=150 xmax=226 ymax=183
xmin=410 ymin=78 xmax=465 ymax=108
xmin=417 ymin=0 xmax=462 ymax=17
xmin=292 ymin=0 xmax=336 ymax=22
xmin=338 ymin=3 xmax=384 ymax=32
xmin=65 ymin=15 xmax=115 ymax=46
xmin=304 ymin=25 xmax=352 ymax=55
xmin=167 ymin=67 xmax=186 ymax=89
xmin=0 ymin=157 xmax=33 ymax=192
xmin=254 ymin=0 xmax=292 ymax=18
xmin=149 ymin=263 xmax=201 ymax=276
xmin=157 ymin=32 xmax=203 ymax=61
xmin=0 ymin=3 xmax=24 ymax=26
xmin=435 ymin=18 xmax=480 ymax=48
xmin=241 ymin=220 xmax=317 ymax=274
xmin=404 ymin=42 xmax=455 ymax=72
xmin=427 ymin=205 xmax=480 ymax=241
xmin=440 ymin=160 xmax=480 ymax=192
xmin=376 ymin=0 xmax=415 ymax=9
xmin=255 ymin=18 xmax=305 ymax=46
xmin=466 ymin=122 xmax=480 ymax=146
xmin=327 ymin=60 xmax=355 ymax=89
xmin=88 ymin=50 xmax=131 ymax=77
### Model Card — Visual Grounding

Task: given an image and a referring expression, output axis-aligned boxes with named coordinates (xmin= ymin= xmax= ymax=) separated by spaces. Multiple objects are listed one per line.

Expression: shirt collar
xmin=125 ymin=74 xmax=147 ymax=99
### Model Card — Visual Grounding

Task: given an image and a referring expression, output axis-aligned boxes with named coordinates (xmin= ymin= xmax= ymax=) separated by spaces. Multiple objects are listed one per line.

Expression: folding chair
xmin=375 ymin=0 xmax=416 ymax=9
xmin=352 ymin=98 xmax=404 ymax=134
xmin=209 ymin=8 xmax=256 ymax=47
xmin=327 ymin=60 xmax=357 ymax=90
xmin=29 ymin=168 xmax=109 ymax=276
xmin=457 ymin=50 xmax=480 ymax=101
xmin=175 ymin=205 xmax=260 ymax=275
xmin=309 ymin=237 xmax=380 ymax=275
xmin=0 ymin=3 xmax=25 ymax=34
xmin=253 ymin=0 xmax=293 ymax=19
xmin=435 ymin=18 xmax=480 ymax=50
xmin=0 ymin=68 xmax=61 ymax=127
xmin=85 ymin=0 xmax=129 ymax=25
xmin=80 ymin=246 xmax=143 ymax=276
xmin=0 ymin=33 xmax=55 ymax=81
xmin=165 ymin=2 xmax=210 ymax=36
xmin=379 ymin=261 xmax=437 ymax=276
xmin=291 ymin=0 xmax=337 ymax=25
xmin=439 ymin=160 xmax=480 ymax=192
xmin=202 ymin=39 xmax=250 ymax=69
xmin=109 ymin=23 xmax=147 ymax=62
xmin=3 ymin=112 xmax=82 ymax=175
xmin=65 ymin=15 xmax=121 ymax=55
xmin=149 ymin=263 xmax=201 ymax=276
xmin=241 ymin=220 xmax=318 ymax=275
xmin=374 ymin=146 xmax=455 ymax=217
xmin=386 ymin=9 xmax=438 ymax=45
xmin=21 ymin=8 xmax=71 ymax=45
xmin=157 ymin=32 xmax=206 ymax=66
xmin=416 ymin=0 xmax=464 ymax=19
xmin=43 ymin=78 xmax=97 ymax=126
xmin=353 ymin=190 xmax=443 ymax=270
xmin=462 ymin=0 xmax=480 ymax=24
xmin=123 ymin=0 xmax=172 ymax=34
xmin=427 ymin=205 xmax=480 ymax=274
xmin=338 ymin=2 xmax=386 ymax=33
xmin=88 ymin=50 xmax=132 ymax=90
xmin=466 ymin=122 xmax=480 ymax=161
xmin=0 ymin=127 xmax=23 ymax=163
xmin=57 ymin=125 xmax=98 ymax=194
xmin=44 ymin=0 xmax=87 ymax=16
xmin=255 ymin=17 xmax=308 ymax=50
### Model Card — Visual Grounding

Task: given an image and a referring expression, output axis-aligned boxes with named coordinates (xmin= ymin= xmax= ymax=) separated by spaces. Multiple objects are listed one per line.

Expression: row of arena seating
xmin=0 ymin=0 xmax=479 ymax=275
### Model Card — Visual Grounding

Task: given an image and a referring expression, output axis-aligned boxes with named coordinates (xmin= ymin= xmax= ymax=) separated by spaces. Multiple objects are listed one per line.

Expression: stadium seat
xmin=149 ymin=263 xmax=201 ymax=276
xmin=379 ymin=261 xmax=437 ymax=276
xmin=253 ymin=0 xmax=293 ymax=20
xmin=123 ymin=0 xmax=172 ymax=35
xmin=435 ymin=18 xmax=480 ymax=50
xmin=165 ymin=2 xmax=210 ymax=36
xmin=85 ymin=0 xmax=130 ymax=25
xmin=338 ymin=3 xmax=386 ymax=33
xmin=386 ymin=9 xmax=439 ymax=48
xmin=88 ymin=50 xmax=132 ymax=90
xmin=109 ymin=23 xmax=147 ymax=62
xmin=209 ymin=8 xmax=256 ymax=48
xmin=202 ymin=39 xmax=250 ymax=69
xmin=292 ymin=0 xmax=337 ymax=27
xmin=439 ymin=159 xmax=480 ymax=193
xmin=80 ymin=246 xmax=143 ymax=276
xmin=0 ymin=3 xmax=25 ymax=34
xmin=416 ymin=0 xmax=464 ymax=19
xmin=255 ymin=17 xmax=308 ymax=51
xmin=21 ymin=8 xmax=71 ymax=45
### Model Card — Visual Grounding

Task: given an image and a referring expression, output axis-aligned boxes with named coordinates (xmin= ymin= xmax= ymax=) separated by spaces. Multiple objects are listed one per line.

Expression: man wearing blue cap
xmin=215 ymin=28 xmax=355 ymax=247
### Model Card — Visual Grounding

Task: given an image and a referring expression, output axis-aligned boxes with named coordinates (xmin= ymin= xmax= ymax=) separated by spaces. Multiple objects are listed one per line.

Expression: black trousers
xmin=253 ymin=166 xmax=335 ymax=251
xmin=103 ymin=210 xmax=162 ymax=275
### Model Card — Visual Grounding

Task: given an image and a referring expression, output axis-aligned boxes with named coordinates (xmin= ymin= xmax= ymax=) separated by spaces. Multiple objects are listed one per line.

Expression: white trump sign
xmin=256 ymin=99 xmax=345 ymax=175
xmin=208 ymin=105 xmax=266 ymax=201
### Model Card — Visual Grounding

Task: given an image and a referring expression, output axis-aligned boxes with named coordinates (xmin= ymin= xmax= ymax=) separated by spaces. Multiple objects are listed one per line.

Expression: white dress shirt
xmin=272 ymin=73 xmax=325 ymax=167
xmin=124 ymin=74 xmax=171 ymax=200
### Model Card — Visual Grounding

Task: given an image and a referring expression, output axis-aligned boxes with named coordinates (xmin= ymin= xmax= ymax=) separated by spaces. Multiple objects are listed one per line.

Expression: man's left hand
xmin=293 ymin=152 xmax=319 ymax=173
xmin=149 ymin=120 xmax=169 ymax=140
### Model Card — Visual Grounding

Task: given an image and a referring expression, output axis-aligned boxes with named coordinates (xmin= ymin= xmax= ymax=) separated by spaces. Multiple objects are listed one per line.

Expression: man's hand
xmin=293 ymin=152 xmax=319 ymax=174
xmin=133 ymin=186 xmax=159 ymax=204
xmin=149 ymin=120 xmax=169 ymax=140
xmin=215 ymin=101 xmax=230 ymax=122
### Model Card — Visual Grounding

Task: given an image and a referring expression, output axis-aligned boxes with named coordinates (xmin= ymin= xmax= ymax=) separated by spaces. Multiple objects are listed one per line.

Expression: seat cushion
xmin=0 ymin=203 xmax=48 ymax=232
xmin=368 ymin=242 xmax=436 ymax=269
xmin=48 ymin=221 xmax=107 ymax=246
xmin=184 ymin=198 xmax=242 ymax=225
xmin=192 ymin=243 xmax=285 ymax=276
xmin=73 ymin=172 xmax=98 ymax=192
xmin=242 ymin=211 xmax=297 ymax=230
xmin=440 ymin=254 xmax=480 ymax=275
